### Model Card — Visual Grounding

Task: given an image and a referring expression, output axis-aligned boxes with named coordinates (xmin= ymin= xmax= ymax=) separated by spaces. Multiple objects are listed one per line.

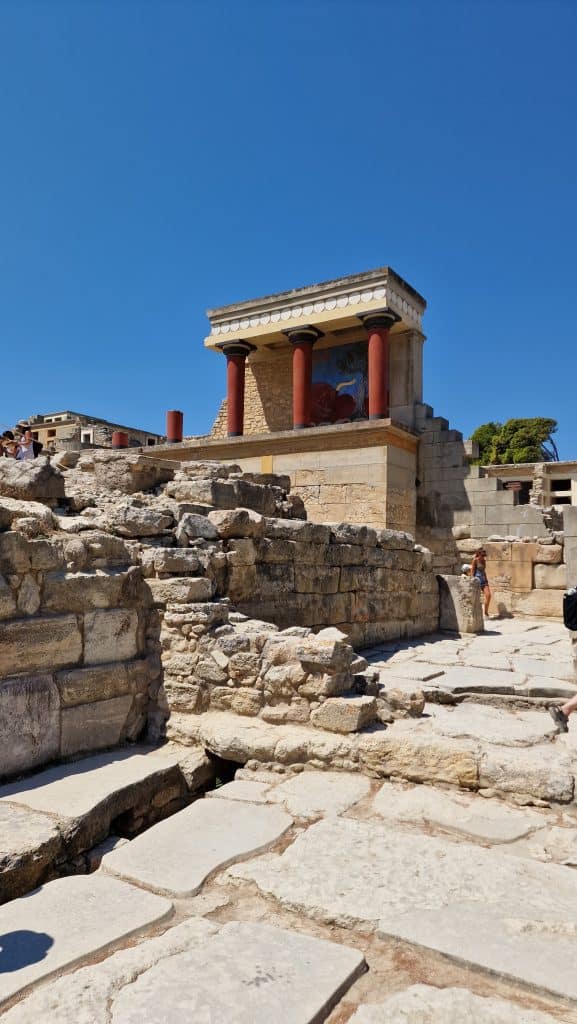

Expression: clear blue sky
xmin=1 ymin=1 xmax=576 ymax=455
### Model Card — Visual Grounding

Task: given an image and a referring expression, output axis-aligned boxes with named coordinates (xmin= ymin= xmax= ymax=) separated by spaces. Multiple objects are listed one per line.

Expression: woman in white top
xmin=16 ymin=430 xmax=35 ymax=461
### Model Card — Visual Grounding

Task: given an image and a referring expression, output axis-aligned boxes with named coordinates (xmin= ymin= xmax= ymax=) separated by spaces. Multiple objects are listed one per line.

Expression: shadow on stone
xmin=0 ymin=930 xmax=53 ymax=973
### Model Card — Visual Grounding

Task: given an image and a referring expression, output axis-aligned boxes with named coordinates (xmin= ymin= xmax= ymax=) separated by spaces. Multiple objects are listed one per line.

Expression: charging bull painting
xmin=311 ymin=340 xmax=368 ymax=424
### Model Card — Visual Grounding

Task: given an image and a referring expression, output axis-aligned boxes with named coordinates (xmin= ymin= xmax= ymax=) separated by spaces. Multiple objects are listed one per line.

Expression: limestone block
xmin=263 ymin=517 xmax=331 ymax=543
xmin=151 ymin=548 xmax=201 ymax=574
xmin=479 ymin=747 xmax=573 ymax=802
xmin=0 ymin=803 xmax=63 ymax=904
xmin=0 ymin=456 xmax=64 ymax=505
xmin=90 ymin=452 xmax=174 ymax=494
xmin=360 ymin=731 xmax=479 ymax=788
xmin=207 ymin=507 xmax=265 ymax=538
xmin=42 ymin=570 xmax=128 ymax=612
xmin=563 ymin=506 xmax=577 ymax=537
xmin=0 ymin=614 xmax=82 ymax=677
xmin=294 ymin=565 xmax=340 ymax=594
xmin=534 ymin=543 xmax=563 ymax=564
xmin=16 ymin=574 xmax=41 ymax=615
xmin=226 ymin=538 xmax=257 ymax=565
xmin=0 ymin=576 xmax=17 ymax=620
xmin=83 ymin=609 xmax=139 ymax=665
xmin=56 ymin=657 xmax=155 ymax=707
xmin=331 ymin=523 xmax=377 ymax=546
xmin=104 ymin=505 xmax=174 ymax=537
xmin=510 ymin=542 xmax=539 ymax=563
xmin=0 ymin=674 xmax=60 ymax=779
xmin=534 ymin=563 xmax=567 ymax=590
xmin=437 ymin=575 xmax=483 ymax=634
xmin=147 ymin=577 xmax=213 ymax=605
xmin=227 ymin=564 xmax=257 ymax=602
xmin=230 ymin=688 xmax=263 ymax=716
xmin=255 ymin=537 xmax=297 ymax=563
xmin=256 ymin=562 xmax=295 ymax=596
xmin=381 ymin=688 xmax=425 ymax=716
xmin=60 ymin=695 xmax=135 ymax=756
xmin=486 ymin=558 xmax=532 ymax=592
xmin=227 ymin=651 xmax=261 ymax=683
xmin=178 ymin=512 xmax=219 ymax=540
xmin=0 ymin=531 xmax=31 ymax=574
xmin=512 ymin=589 xmax=563 ymax=618
xmin=310 ymin=696 xmax=377 ymax=733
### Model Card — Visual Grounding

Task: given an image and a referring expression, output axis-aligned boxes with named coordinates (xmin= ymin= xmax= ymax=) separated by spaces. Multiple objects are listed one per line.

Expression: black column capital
xmin=358 ymin=308 xmax=401 ymax=331
xmin=283 ymin=325 xmax=324 ymax=345
xmin=216 ymin=340 xmax=256 ymax=358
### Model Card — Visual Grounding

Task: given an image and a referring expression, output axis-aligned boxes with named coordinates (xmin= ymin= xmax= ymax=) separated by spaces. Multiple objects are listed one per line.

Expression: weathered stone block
xmin=103 ymin=506 xmax=174 ymax=537
xmin=83 ymin=609 xmax=139 ymax=665
xmin=563 ymin=506 xmax=577 ymax=538
xmin=147 ymin=577 xmax=213 ymax=605
xmin=0 ymin=457 xmax=64 ymax=505
xmin=311 ymin=696 xmax=377 ymax=733
xmin=511 ymin=589 xmax=564 ymax=618
xmin=207 ymin=508 xmax=264 ymax=539
xmin=438 ymin=575 xmax=483 ymax=634
xmin=0 ymin=674 xmax=60 ymax=778
xmin=331 ymin=523 xmax=377 ymax=546
xmin=178 ymin=513 xmax=219 ymax=540
xmin=227 ymin=539 xmax=257 ymax=566
xmin=0 ymin=532 xmax=31 ymax=574
xmin=152 ymin=549 xmax=201 ymax=574
xmin=0 ymin=614 xmax=82 ymax=677
xmin=534 ymin=543 xmax=563 ymax=564
xmin=255 ymin=538 xmax=296 ymax=563
xmin=56 ymin=657 xmax=155 ymax=707
xmin=42 ymin=571 xmax=128 ymax=612
xmin=294 ymin=565 xmax=340 ymax=594
xmin=60 ymin=695 xmax=134 ymax=756
xmin=534 ymin=563 xmax=567 ymax=590
xmin=263 ymin=518 xmax=331 ymax=543
xmin=227 ymin=565 xmax=257 ymax=602
xmin=0 ymin=577 xmax=16 ymax=621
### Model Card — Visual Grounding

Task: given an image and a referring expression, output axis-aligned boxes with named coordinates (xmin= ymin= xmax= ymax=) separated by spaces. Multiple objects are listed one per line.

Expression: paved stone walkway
xmin=2 ymin=618 xmax=577 ymax=1021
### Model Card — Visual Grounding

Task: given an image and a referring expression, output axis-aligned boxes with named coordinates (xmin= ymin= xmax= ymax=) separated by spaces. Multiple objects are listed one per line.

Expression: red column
xmin=166 ymin=410 xmax=183 ymax=443
xmin=361 ymin=310 xmax=400 ymax=419
xmin=111 ymin=431 xmax=128 ymax=449
xmin=286 ymin=327 xmax=322 ymax=429
xmin=220 ymin=343 xmax=253 ymax=437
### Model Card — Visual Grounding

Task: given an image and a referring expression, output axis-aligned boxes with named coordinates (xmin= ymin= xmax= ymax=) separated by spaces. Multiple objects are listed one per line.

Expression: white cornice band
xmin=210 ymin=285 xmax=422 ymax=336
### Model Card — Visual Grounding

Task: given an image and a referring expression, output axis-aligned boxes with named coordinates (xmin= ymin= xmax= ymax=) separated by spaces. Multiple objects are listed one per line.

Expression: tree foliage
xmin=471 ymin=418 xmax=559 ymax=465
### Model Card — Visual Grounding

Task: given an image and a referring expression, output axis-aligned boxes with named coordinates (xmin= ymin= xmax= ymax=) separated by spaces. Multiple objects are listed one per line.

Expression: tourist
xmin=548 ymin=589 xmax=577 ymax=732
xmin=470 ymin=547 xmax=492 ymax=618
xmin=0 ymin=431 xmax=18 ymax=457
xmin=15 ymin=428 xmax=35 ymax=461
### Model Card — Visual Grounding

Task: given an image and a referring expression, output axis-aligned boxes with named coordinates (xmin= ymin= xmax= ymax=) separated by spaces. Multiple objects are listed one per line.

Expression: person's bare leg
xmin=549 ymin=634 xmax=577 ymax=730
xmin=483 ymin=585 xmax=491 ymax=617
xmin=561 ymin=692 xmax=577 ymax=718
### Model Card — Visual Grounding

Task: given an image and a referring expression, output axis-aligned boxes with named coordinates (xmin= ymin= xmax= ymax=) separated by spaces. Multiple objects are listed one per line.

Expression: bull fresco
xmin=311 ymin=340 xmax=368 ymax=424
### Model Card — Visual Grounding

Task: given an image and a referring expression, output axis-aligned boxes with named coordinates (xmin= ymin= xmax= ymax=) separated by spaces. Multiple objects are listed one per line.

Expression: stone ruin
xmin=0 ymin=452 xmax=442 ymax=786
xmin=4 ymin=454 xmax=577 ymax=1021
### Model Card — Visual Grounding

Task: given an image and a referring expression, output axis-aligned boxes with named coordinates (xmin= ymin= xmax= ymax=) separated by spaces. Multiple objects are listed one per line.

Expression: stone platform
xmin=2 ymin=617 xmax=577 ymax=1021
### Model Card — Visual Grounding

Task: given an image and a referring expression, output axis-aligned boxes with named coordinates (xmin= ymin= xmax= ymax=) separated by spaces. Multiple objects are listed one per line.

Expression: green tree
xmin=470 ymin=421 xmax=501 ymax=464
xmin=471 ymin=418 xmax=559 ymax=465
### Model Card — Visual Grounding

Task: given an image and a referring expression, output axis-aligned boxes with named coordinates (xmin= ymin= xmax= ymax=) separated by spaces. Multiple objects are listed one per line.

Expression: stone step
xmin=101 ymin=795 xmax=293 ymax=897
xmin=0 ymin=873 xmax=172 ymax=1010
xmin=0 ymin=744 xmax=213 ymax=903
xmin=3 ymin=917 xmax=365 ymax=1023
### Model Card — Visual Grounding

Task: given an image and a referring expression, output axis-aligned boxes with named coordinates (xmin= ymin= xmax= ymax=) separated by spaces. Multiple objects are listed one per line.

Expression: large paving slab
xmin=371 ymin=781 xmax=544 ymax=843
xmin=1 ymin=919 xmax=365 ymax=1024
xmin=0 ymin=744 xmax=205 ymax=854
xmin=268 ymin=771 xmax=371 ymax=819
xmin=230 ymin=817 xmax=577 ymax=1000
xmin=207 ymin=780 xmax=272 ymax=803
xmin=349 ymin=985 xmax=560 ymax=1023
xmin=102 ymin=797 xmax=293 ymax=896
xmin=0 ymin=803 xmax=62 ymax=903
xmin=0 ymin=874 xmax=172 ymax=1009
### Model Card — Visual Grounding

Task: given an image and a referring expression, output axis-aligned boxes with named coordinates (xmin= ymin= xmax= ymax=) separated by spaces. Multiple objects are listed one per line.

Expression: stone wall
xmin=455 ymin=536 xmax=566 ymax=618
xmin=0 ymin=454 xmax=439 ymax=779
xmin=0 ymin=525 xmax=159 ymax=780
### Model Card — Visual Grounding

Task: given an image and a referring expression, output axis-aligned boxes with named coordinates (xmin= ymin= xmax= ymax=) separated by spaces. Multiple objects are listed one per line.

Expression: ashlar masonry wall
xmin=0 ymin=526 xmax=159 ymax=781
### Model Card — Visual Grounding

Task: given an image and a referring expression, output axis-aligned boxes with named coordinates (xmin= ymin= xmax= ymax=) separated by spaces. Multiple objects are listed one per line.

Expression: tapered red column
xmin=166 ymin=410 xmax=183 ymax=443
xmin=285 ymin=326 xmax=323 ymax=429
xmin=219 ymin=342 xmax=254 ymax=437
xmin=360 ymin=309 xmax=400 ymax=419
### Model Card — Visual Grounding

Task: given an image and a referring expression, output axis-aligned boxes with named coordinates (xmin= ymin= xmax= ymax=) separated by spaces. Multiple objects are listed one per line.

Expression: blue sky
xmin=1 ymin=0 xmax=575 ymax=455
